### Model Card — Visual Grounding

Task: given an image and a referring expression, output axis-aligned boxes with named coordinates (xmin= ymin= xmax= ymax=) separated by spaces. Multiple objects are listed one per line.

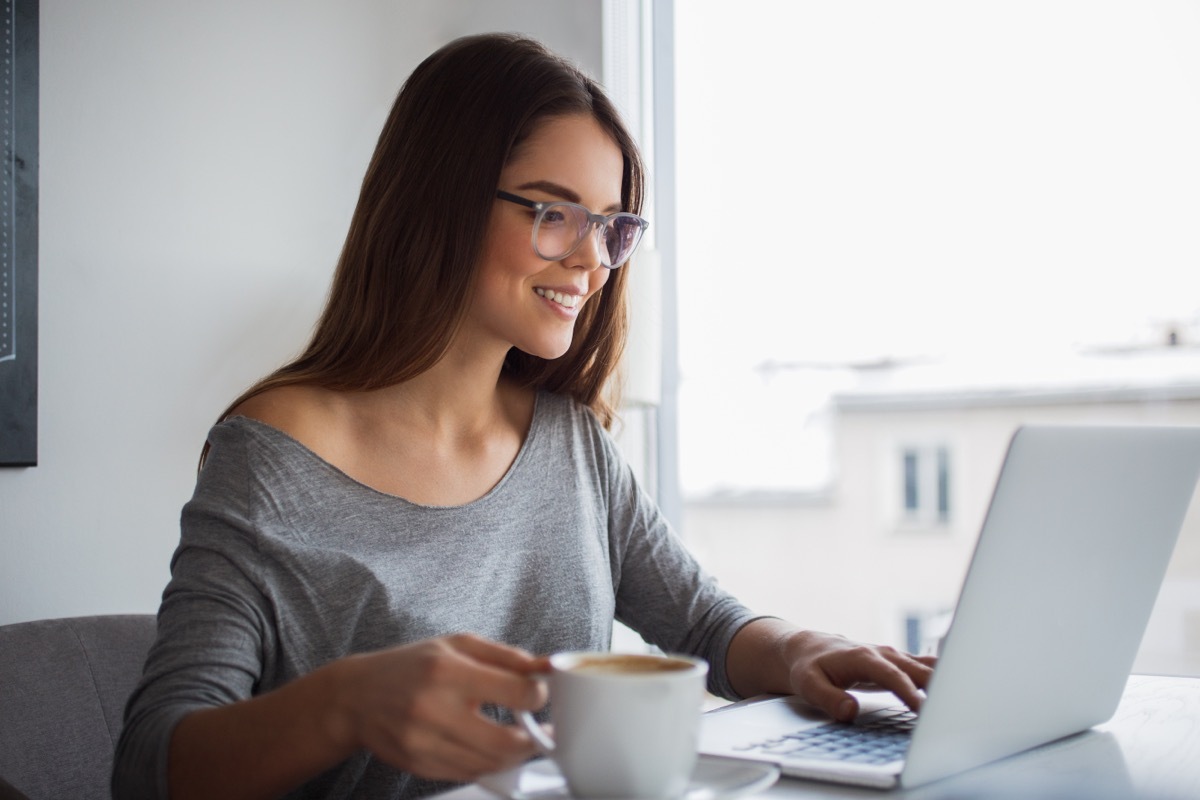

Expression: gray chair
xmin=0 ymin=614 xmax=156 ymax=800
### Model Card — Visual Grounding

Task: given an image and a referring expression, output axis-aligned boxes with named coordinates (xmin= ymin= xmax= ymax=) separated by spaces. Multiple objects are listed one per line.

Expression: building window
xmin=903 ymin=451 xmax=920 ymax=512
xmin=900 ymin=445 xmax=951 ymax=526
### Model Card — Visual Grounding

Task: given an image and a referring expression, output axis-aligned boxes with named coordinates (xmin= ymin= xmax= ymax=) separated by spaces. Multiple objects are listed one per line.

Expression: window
xmin=900 ymin=445 xmax=951 ymax=527
xmin=670 ymin=0 xmax=1200 ymax=674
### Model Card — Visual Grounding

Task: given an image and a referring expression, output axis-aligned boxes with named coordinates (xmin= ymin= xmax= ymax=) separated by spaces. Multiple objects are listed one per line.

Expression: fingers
xmin=442 ymin=634 xmax=548 ymax=712
xmin=338 ymin=634 xmax=546 ymax=782
xmin=866 ymin=646 xmax=935 ymax=695
xmin=789 ymin=633 xmax=936 ymax=723
xmin=860 ymin=649 xmax=927 ymax=712
xmin=391 ymin=707 xmax=536 ymax=781
xmin=449 ymin=632 xmax=548 ymax=675
xmin=797 ymin=671 xmax=862 ymax=723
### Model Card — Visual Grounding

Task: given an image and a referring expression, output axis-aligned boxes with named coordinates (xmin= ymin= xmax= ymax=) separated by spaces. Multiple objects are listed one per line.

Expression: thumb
xmin=798 ymin=673 xmax=859 ymax=722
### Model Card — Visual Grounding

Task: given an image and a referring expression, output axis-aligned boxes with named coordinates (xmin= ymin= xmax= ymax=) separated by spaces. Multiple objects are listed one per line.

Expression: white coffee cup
xmin=518 ymin=651 xmax=709 ymax=799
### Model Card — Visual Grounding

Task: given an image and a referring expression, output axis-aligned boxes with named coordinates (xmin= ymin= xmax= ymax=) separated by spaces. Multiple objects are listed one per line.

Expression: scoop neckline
xmin=223 ymin=392 xmax=544 ymax=511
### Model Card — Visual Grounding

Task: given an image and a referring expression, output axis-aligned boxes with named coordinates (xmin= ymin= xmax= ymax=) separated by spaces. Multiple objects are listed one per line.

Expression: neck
xmin=362 ymin=340 xmax=522 ymax=438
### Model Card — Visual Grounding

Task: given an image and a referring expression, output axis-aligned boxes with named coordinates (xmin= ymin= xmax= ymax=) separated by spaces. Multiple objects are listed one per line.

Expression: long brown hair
xmin=210 ymin=34 xmax=645 ymax=459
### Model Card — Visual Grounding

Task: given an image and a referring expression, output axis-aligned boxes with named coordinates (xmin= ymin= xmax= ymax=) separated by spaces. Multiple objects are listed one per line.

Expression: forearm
xmin=168 ymin=662 xmax=354 ymax=800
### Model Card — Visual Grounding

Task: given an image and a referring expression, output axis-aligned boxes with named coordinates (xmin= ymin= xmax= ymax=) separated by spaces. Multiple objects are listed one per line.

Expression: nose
xmin=566 ymin=223 xmax=605 ymax=271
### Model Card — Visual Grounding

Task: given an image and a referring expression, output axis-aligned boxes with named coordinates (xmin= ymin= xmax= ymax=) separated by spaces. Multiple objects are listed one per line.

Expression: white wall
xmin=0 ymin=0 xmax=603 ymax=625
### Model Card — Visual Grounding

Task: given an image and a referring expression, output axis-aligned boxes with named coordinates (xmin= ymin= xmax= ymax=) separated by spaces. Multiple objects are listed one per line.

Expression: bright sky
xmin=674 ymin=0 xmax=1200 ymax=493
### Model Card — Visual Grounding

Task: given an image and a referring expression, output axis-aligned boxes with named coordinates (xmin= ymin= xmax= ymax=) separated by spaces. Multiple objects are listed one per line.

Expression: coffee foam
xmin=567 ymin=654 xmax=695 ymax=675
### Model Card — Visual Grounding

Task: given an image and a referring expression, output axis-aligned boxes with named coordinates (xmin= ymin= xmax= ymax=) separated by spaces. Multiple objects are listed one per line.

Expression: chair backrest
xmin=0 ymin=615 xmax=156 ymax=800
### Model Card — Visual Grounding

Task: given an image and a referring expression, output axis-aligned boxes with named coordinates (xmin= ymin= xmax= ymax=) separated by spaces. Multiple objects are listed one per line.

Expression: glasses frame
xmin=496 ymin=190 xmax=649 ymax=269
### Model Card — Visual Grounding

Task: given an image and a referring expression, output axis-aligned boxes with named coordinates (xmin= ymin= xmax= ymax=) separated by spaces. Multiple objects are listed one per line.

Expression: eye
xmin=540 ymin=205 xmax=572 ymax=227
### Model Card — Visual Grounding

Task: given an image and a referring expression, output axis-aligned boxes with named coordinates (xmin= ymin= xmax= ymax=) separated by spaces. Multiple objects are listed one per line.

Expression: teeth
xmin=535 ymin=288 xmax=580 ymax=309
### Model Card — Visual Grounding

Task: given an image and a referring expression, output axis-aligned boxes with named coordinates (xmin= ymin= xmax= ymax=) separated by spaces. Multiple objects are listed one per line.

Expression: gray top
xmin=113 ymin=391 xmax=758 ymax=800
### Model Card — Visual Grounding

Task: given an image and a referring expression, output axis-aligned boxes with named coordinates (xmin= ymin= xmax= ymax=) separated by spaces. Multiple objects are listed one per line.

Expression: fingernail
xmin=838 ymin=699 xmax=856 ymax=721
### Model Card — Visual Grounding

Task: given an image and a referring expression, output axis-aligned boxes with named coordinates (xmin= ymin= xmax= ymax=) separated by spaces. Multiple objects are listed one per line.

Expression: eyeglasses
xmin=496 ymin=190 xmax=649 ymax=269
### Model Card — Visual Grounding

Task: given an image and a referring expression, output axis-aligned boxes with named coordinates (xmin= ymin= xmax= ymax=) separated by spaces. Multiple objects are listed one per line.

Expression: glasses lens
xmin=603 ymin=215 xmax=646 ymax=267
xmin=534 ymin=203 xmax=589 ymax=260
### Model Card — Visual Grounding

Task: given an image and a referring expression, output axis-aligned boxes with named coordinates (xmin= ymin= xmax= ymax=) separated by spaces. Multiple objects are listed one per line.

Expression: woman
xmin=114 ymin=33 xmax=934 ymax=800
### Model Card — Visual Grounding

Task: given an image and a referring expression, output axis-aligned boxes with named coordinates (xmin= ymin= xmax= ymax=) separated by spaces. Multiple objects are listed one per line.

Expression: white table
xmin=439 ymin=674 xmax=1199 ymax=800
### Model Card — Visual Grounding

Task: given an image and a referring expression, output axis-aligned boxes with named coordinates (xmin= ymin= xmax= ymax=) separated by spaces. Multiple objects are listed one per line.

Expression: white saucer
xmin=479 ymin=755 xmax=780 ymax=800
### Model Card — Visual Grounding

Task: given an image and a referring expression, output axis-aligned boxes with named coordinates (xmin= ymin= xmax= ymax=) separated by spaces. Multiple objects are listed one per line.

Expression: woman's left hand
xmin=728 ymin=619 xmax=936 ymax=723
xmin=780 ymin=629 xmax=936 ymax=722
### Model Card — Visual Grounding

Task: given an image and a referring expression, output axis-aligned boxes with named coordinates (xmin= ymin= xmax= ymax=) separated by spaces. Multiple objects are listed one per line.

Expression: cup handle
xmin=517 ymin=711 xmax=555 ymax=756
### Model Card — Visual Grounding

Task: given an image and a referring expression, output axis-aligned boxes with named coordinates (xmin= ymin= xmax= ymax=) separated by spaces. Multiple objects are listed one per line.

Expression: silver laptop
xmin=700 ymin=425 xmax=1200 ymax=789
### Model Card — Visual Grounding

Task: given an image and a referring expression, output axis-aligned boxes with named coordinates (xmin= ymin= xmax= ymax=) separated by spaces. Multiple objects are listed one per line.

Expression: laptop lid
xmin=901 ymin=424 xmax=1200 ymax=786
xmin=699 ymin=425 xmax=1200 ymax=789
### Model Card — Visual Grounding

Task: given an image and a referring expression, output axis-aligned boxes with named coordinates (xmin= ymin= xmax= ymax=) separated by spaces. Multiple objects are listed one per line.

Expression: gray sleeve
xmin=592 ymin=418 xmax=761 ymax=700
xmin=113 ymin=427 xmax=276 ymax=800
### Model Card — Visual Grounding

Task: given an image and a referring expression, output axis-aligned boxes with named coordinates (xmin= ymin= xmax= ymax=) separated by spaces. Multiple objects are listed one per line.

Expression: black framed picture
xmin=0 ymin=0 xmax=37 ymax=467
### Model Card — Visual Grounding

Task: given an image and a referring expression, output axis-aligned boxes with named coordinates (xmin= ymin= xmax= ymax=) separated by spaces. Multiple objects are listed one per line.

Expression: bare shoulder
xmin=228 ymin=384 xmax=348 ymax=456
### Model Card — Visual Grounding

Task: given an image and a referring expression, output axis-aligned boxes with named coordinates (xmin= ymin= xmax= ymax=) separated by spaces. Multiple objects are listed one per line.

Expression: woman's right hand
xmin=327 ymin=633 xmax=550 ymax=782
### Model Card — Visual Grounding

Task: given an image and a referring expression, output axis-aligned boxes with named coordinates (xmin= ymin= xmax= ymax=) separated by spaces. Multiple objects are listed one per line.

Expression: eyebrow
xmin=515 ymin=180 xmax=623 ymax=214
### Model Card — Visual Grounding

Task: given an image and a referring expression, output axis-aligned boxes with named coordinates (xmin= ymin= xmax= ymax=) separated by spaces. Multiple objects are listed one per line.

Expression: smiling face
xmin=468 ymin=113 xmax=626 ymax=362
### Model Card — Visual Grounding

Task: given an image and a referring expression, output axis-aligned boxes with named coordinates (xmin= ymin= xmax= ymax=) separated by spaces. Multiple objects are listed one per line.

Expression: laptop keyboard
xmin=733 ymin=706 xmax=917 ymax=765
